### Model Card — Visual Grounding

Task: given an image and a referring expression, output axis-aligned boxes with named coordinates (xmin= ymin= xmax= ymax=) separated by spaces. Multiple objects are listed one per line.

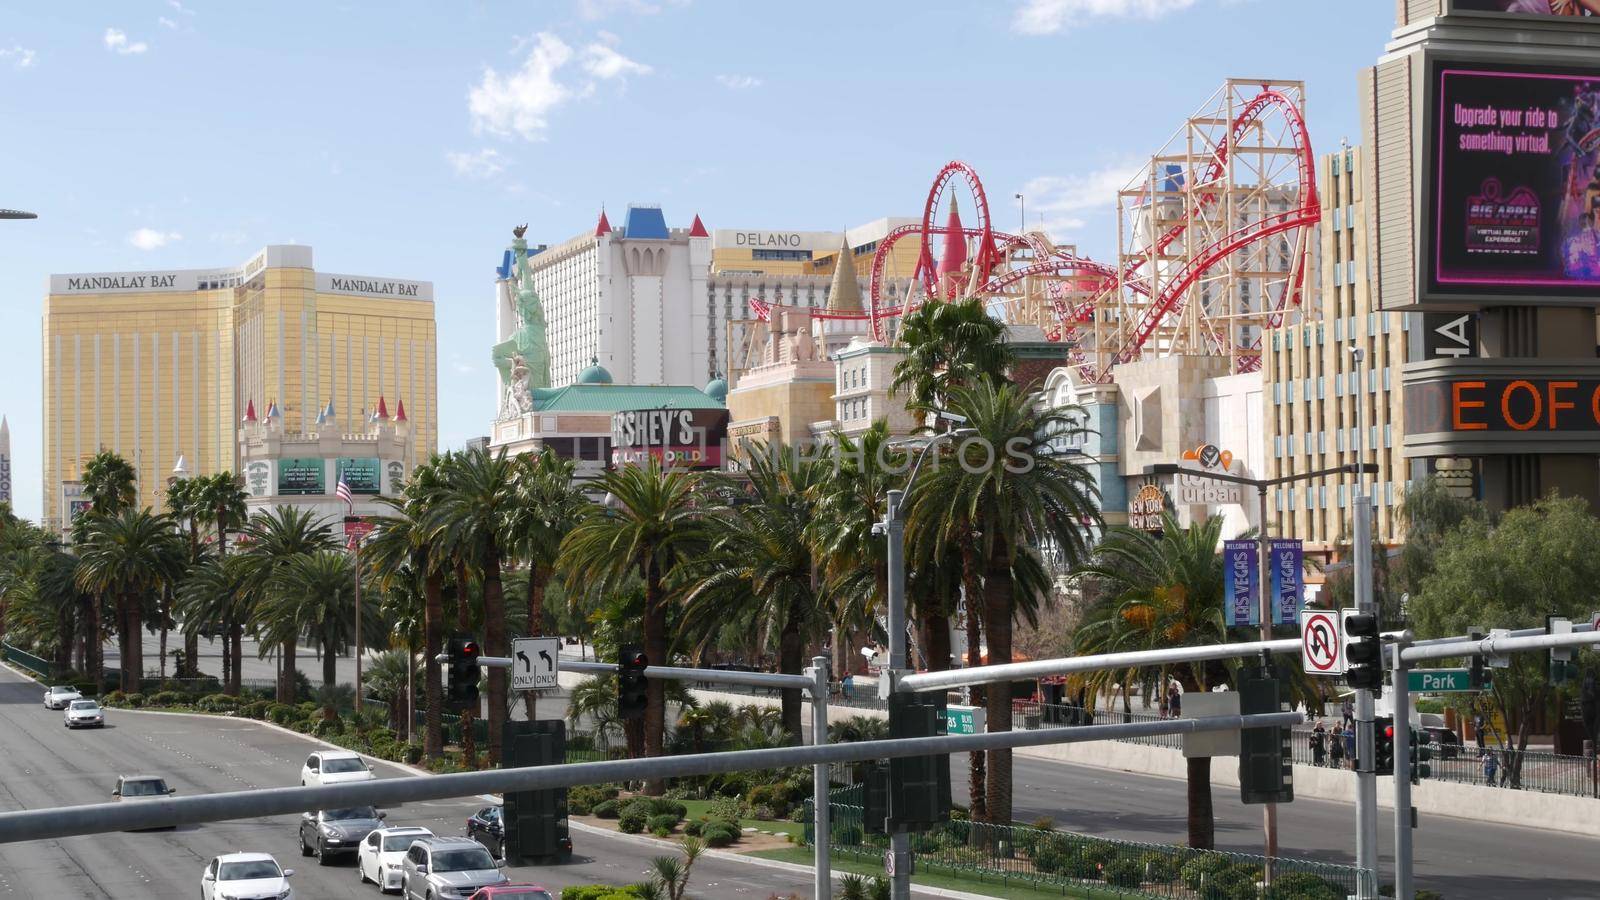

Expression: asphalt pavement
xmin=0 ymin=663 xmax=872 ymax=900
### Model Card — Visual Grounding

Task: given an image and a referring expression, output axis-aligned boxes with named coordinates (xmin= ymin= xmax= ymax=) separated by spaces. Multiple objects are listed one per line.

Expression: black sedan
xmin=298 ymin=806 xmax=386 ymax=865
xmin=465 ymin=806 xmax=505 ymax=858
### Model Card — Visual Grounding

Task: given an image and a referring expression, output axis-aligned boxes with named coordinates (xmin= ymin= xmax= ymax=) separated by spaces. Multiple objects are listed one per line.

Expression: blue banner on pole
xmin=1268 ymin=539 xmax=1304 ymax=625
xmin=1223 ymin=539 xmax=1259 ymax=627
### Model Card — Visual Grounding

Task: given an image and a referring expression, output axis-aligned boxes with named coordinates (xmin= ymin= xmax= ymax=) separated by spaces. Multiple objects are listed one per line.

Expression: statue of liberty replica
xmin=493 ymin=224 xmax=552 ymax=419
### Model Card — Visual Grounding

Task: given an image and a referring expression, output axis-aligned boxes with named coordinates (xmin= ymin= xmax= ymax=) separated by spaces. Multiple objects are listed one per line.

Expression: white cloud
xmin=577 ymin=0 xmax=670 ymax=19
xmin=209 ymin=229 xmax=248 ymax=245
xmin=715 ymin=74 xmax=761 ymax=90
xmin=158 ymin=16 xmax=178 ymax=29
xmin=1013 ymin=0 xmax=1198 ymax=35
xmin=103 ymin=28 xmax=149 ymax=55
xmin=446 ymin=148 xmax=508 ymax=179
xmin=1023 ymin=162 xmax=1141 ymax=237
xmin=0 ymin=45 xmax=35 ymax=69
xmin=581 ymin=42 xmax=650 ymax=80
xmin=127 ymin=228 xmax=181 ymax=250
xmin=468 ymin=32 xmax=651 ymax=142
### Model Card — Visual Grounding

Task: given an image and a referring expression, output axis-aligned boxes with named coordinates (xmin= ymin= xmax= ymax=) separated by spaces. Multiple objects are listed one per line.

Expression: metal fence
xmin=805 ymin=787 xmax=1362 ymax=899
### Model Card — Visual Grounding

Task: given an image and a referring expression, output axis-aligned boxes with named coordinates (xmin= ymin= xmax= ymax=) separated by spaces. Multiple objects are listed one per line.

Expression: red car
xmin=468 ymin=886 xmax=553 ymax=900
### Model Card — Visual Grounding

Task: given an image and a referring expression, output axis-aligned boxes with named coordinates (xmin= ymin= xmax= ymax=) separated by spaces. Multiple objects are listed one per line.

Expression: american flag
xmin=335 ymin=476 xmax=354 ymax=511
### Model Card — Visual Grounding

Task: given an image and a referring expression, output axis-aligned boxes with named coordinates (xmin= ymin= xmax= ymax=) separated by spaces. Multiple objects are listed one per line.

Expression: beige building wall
xmin=1262 ymin=146 xmax=1408 ymax=553
xmin=44 ymin=247 xmax=436 ymax=528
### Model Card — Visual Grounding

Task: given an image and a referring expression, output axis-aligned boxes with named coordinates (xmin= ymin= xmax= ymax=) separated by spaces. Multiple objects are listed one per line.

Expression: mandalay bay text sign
xmin=1424 ymin=61 xmax=1600 ymax=302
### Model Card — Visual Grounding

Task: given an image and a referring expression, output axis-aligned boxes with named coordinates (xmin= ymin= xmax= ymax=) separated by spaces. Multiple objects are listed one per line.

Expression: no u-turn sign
xmin=1300 ymin=610 xmax=1346 ymax=675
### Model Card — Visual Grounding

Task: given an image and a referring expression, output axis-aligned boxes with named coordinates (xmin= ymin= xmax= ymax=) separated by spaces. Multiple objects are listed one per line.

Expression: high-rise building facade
xmin=1262 ymin=146 xmax=1408 ymax=552
xmin=43 ymin=246 xmax=436 ymax=528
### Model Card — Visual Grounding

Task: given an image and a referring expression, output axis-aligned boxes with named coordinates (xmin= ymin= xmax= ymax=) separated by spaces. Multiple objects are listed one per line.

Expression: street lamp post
xmin=1014 ymin=193 xmax=1025 ymax=234
xmin=877 ymin=422 xmax=976 ymax=900
xmin=1146 ymin=460 xmax=1377 ymax=880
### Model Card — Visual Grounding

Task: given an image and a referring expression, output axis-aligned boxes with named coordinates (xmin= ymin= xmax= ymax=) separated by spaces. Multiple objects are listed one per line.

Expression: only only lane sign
xmin=1300 ymin=609 xmax=1346 ymax=675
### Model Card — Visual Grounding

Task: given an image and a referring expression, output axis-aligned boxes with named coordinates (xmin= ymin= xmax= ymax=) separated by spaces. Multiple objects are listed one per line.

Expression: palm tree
xmin=1073 ymin=512 xmax=1229 ymax=849
xmin=559 ymin=458 xmax=704 ymax=791
xmin=423 ymin=446 xmax=519 ymax=766
xmin=889 ymin=296 xmax=1014 ymax=416
xmin=81 ymin=450 xmax=138 ymax=515
xmin=175 ymin=554 xmax=253 ymax=694
xmin=262 ymin=550 xmax=372 ymax=720
xmin=684 ymin=444 xmax=831 ymax=743
xmin=164 ymin=476 xmax=206 ymax=677
xmin=238 ymin=506 xmax=337 ymax=702
xmin=909 ymin=379 xmax=1101 ymax=828
xmin=74 ymin=508 xmax=184 ymax=693
xmin=195 ymin=472 xmax=248 ymax=692
xmin=364 ymin=648 xmax=418 ymax=731
xmin=366 ymin=457 xmax=449 ymax=757
xmin=504 ymin=449 xmax=589 ymax=719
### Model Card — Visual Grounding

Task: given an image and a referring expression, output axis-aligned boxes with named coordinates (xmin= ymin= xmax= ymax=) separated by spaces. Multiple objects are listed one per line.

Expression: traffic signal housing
xmin=502 ymin=720 xmax=571 ymax=862
xmin=446 ymin=633 xmax=482 ymax=713
xmin=860 ymin=761 xmax=889 ymax=836
xmin=1548 ymin=617 xmax=1579 ymax=686
xmin=1467 ymin=627 xmax=1487 ymax=690
xmin=617 ymin=646 xmax=648 ymax=721
xmin=1238 ymin=667 xmax=1294 ymax=805
xmin=1375 ymin=716 xmax=1395 ymax=776
xmin=1344 ymin=611 xmax=1384 ymax=695
xmin=1410 ymin=727 xmax=1432 ymax=783
xmin=886 ymin=692 xmax=950 ymax=831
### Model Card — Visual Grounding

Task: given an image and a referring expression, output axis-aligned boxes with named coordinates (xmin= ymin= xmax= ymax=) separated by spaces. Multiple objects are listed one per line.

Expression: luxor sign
xmin=610 ymin=408 xmax=728 ymax=468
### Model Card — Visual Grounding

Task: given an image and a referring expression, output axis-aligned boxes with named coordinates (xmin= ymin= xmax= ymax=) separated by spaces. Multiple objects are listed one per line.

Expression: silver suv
xmin=400 ymin=836 xmax=507 ymax=900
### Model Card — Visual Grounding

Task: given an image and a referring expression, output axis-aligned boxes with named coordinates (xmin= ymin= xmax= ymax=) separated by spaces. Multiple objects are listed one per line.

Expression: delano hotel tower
xmin=43 ymin=245 xmax=436 ymax=529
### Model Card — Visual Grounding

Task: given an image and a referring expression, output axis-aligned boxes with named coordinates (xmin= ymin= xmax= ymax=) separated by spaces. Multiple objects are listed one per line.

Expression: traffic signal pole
xmin=1353 ymin=497 xmax=1381 ymax=900
xmin=807 ymin=655 xmax=832 ymax=900
xmin=883 ymin=487 xmax=913 ymax=900
xmin=1390 ymin=641 xmax=1414 ymax=900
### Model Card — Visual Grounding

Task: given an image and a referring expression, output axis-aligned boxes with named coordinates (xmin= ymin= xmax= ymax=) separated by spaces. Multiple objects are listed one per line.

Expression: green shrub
xmin=122 ymin=692 xmax=146 ymax=708
xmin=708 ymin=796 xmax=744 ymax=823
xmin=617 ymin=811 xmax=647 ymax=834
xmin=267 ymin=704 xmax=296 ymax=726
xmin=1264 ymin=872 xmax=1345 ymax=900
xmin=787 ymin=805 xmax=809 ymax=824
xmin=311 ymin=718 xmax=342 ymax=738
xmin=1142 ymin=852 xmax=1183 ymax=883
xmin=649 ymin=798 xmax=686 ymax=821
xmin=592 ymin=799 xmax=620 ymax=819
xmin=1414 ymin=891 xmax=1445 ymax=900
xmin=701 ymin=820 xmax=741 ymax=847
xmin=242 ymin=700 xmax=272 ymax=720
xmin=746 ymin=783 xmax=791 ymax=817
xmin=148 ymin=691 xmax=185 ymax=708
xmin=646 ymin=813 xmax=679 ymax=834
xmin=569 ymin=784 xmax=614 ymax=816
xmin=1182 ymin=855 xmax=1237 ymax=890
xmin=649 ymin=824 xmax=673 ymax=838
xmin=1199 ymin=864 xmax=1262 ymax=900
xmin=196 ymin=693 xmax=239 ymax=713
xmin=683 ymin=818 xmax=705 ymax=837
xmin=561 ymin=887 xmax=645 ymax=900
xmin=1031 ymin=843 xmax=1065 ymax=875
xmin=834 ymin=824 xmax=863 ymax=847
xmin=1103 ymin=857 xmax=1144 ymax=888
xmin=102 ymin=691 xmax=126 ymax=706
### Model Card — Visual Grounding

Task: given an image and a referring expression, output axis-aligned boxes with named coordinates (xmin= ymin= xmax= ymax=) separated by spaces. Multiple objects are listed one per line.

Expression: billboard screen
xmin=336 ymin=457 xmax=381 ymax=494
xmin=277 ymin=457 xmax=326 ymax=495
xmin=1452 ymin=2 xmax=1600 ymax=17
xmin=1426 ymin=61 xmax=1600 ymax=300
xmin=609 ymin=408 xmax=728 ymax=469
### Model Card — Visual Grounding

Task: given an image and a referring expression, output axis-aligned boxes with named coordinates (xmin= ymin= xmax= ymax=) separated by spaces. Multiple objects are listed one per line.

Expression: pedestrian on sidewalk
xmin=1482 ymin=748 xmax=1499 ymax=786
xmin=1343 ymin=723 xmax=1357 ymax=769
xmin=1311 ymin=721 xmax=1327 ymax=767
xmin=1329 ymin=724 xmax=1345 ymax=769
xmin=841 ymin=674 xmax=853 ymax=701
xmin=1341 ymin=698 xmax=1354 ymax=727
xmin=1167 ymin=683 xmax=1182 ymax=718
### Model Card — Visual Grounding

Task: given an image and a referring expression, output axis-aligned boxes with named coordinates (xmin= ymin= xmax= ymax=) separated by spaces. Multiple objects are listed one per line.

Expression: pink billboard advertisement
xmin=1453 ymin=1 xmax=1599 ymax=15
xmin=1429 ymin=63 xmax=1600 ymax=298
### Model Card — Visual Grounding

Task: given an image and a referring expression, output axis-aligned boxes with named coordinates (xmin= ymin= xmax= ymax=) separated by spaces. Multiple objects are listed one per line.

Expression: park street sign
xmin=511 ymin=637 xmax=560 ymax=691
xmin=945 ymin=705 xmax=986 ymax=736
xmin=1408 ymin=669 xmax=1489 ymax=693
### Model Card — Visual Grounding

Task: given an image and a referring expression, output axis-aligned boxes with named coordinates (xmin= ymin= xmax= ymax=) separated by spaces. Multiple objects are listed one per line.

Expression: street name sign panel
xmin=511 ymin=637 xmax=561 ymax=691
xmin=1408 ymin=669 xmax=1487 ymax=693
xmin=1300 ymin=609 xmax=1345 ymax=675
xmin=945 ymin=705 xmax=986 ymax=736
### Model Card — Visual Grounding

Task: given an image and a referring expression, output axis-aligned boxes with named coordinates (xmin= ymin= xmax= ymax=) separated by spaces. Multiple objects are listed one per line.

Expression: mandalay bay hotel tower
xmin=43 ymin=245 xmax=436 ymax=530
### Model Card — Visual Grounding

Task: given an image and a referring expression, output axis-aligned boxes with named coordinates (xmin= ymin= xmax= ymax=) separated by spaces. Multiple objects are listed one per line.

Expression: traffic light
xmin=617 ymin=646 xmax=648 ymax=721
xmin=1467 ymin=627 xmax=1487 ymax=690
xmin=1375 ymin=716 xmax=1395 ymax=776
xmin=1410 ymin=727 xmax=1433 ymax=783
xmin=886 ymin=692 xmax=950 ymax=831
xmin=446 ymin=633 xmax=482 ymax=713
xmin=1238 ymin=667 xmax=1294 ymax=805
xmin=1344 ymin=611 xmax=1384 ymax=695
xmin=860 ymin=762 xmax=889 ymax=836
xmin=502 ymin=720 xmax=571 ymax=862
xmin=1548 ymin=617 xmax=1579 ymax=686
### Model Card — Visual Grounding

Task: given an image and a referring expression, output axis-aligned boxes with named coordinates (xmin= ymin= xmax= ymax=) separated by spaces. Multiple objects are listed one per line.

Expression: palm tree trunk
xmin=322 ymin=630 xmax=338 ymax=720
xmin=1186 ymin=756 xmax=1215 ymax=849
xmin=85 ymin=594 xmax=104 ymax=695
xmin=112 ymin=593 xmax=128 ymax=692
xmin=158 ymin=590 xmax=169 ymax=681
xmin=221 ymin=615 xmax=238 ymax=696
xmin=184 ymin=632 xmax=199 ymax=679
xmin=922 ymin=611 xmax=951 ymax=673
xmin=424 ymin=569 xmax=444 ymax=758
xmin=982 ymin=544 xmax=1014 ymax=830
xmin=523 ymin=564 xmax=543 ymax=722
xmin=482 ymin=544 xmax=507 ymax=768
xmin=126 ymin=590 xmax=143 ymax=691
xmin=230 ymin=622 xmax=243 ymax=696
xmin=453 ymin=564 xmax=477 ymax=769
xmin=643 ymin=561 xmax=667 ymax=795
xmin=778 ymin=608 xmax=804 ymax=745
xmin=280 ymin=637 xmax=298 ymax=703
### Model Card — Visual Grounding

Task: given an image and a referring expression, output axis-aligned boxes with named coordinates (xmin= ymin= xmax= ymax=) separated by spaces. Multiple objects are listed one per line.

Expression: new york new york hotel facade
xmin=43 ymin=245 xmax=437 ymax=530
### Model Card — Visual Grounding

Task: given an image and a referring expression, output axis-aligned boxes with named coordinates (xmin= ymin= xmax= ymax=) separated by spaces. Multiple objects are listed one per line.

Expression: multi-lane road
xmin=0 ymin=664 xmax=868 ymax=900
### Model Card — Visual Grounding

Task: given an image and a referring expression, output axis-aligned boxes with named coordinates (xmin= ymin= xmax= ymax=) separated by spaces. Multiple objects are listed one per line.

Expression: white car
xmin=201 ymin=852 xmax=295 ymax=900
xmin=358 ymin=826 xmax=434 ymax=893
xmin=300 ymin=750 xmax=375 ymax=787
xmin=64 ymin=699 xmax=105 ymax=728
xmin=43 ymin=685 xmax=81 ymax=709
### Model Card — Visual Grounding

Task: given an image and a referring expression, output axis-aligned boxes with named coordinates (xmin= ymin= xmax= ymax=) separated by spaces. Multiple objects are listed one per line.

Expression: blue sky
xmin=0 ymin=0 xmax=1394 ymax=520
